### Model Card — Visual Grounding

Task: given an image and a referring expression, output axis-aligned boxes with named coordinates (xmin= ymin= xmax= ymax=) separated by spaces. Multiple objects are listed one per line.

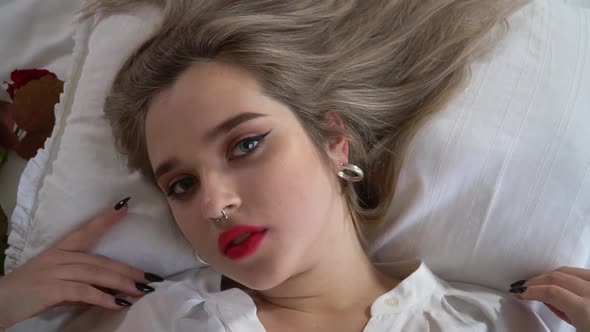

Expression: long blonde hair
xmin=87 ymin=0 xmax=527 ymax=245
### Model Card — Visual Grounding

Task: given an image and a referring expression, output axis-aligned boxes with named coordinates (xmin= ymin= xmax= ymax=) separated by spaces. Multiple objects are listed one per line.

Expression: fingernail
xmin=509 ymin=286 xmax=527 ymax=294
xmin=144 ymin=272 xmax=164 ymax=282
xmin=113 ymin=197 xmax=131 ymax=210
xmin=135 ymin=282 xmax=155 ymax=293
xmin=510 ymin=280 xmax=527 ymax=288
xmin=115 ymin=298 xmax=132 ymax=306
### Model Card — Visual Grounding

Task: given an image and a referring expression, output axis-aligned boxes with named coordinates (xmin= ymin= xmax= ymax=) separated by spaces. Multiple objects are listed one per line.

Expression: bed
xmin=1 ymin=1 xmax=589 ymax=331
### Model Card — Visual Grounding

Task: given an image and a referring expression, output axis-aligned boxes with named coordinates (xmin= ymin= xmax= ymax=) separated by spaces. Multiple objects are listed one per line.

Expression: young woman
xmin=1 ymin=1 xmax=589 ymax=331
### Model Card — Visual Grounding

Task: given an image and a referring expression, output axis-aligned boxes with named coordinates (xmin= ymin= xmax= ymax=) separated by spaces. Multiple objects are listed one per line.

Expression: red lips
xmin=218 ymin=224 xmax=267 ymax=256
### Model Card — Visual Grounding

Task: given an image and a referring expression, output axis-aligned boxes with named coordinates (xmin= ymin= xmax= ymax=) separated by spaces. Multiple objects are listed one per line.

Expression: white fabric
xmin=366 ymin=2 xmax=590 ymax=332
xmin=4 ymin=0 xmax=589 ymax=331
xmin=0 ymin=0 xmax=77 ymax=101
xmin=562 ymin=0 xmax=590 ymax=8
xmin=57 ymin=260 xmax=548 ymax=332
xmin=0 ymin=0 xmax=78 ymax=219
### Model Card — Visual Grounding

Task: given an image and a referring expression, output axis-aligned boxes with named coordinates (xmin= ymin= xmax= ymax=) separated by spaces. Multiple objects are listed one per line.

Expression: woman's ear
xmin=323 ymin=112 xmax=349 ymax=170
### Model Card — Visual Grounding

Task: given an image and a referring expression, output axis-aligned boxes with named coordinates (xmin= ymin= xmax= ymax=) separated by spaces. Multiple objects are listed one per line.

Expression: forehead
xmin=147 ymin=61 xmax=261 ymax=127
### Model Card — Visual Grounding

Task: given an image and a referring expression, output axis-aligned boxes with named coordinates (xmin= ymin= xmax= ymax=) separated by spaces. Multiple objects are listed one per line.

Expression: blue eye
xmin=167 ymin=177 xmax=196 ymax=197
xmin=166 ymin=130 xmax=271 ymax=198
xmin=231 ymin=130 xmax=271 ymax=159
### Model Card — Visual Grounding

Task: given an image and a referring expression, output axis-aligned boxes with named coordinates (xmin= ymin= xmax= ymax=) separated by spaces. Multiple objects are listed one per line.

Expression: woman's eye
xmin=230 ymin=130 xmax=271 ymax=159
xmin=166 ymin=131 xmax=272 ymax=197
xmin=167 ymin=177 xmax=196 ymax=197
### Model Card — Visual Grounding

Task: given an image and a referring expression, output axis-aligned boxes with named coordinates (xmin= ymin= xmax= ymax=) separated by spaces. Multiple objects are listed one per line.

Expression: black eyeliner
xmin=259 ymin=129 xmax=272 ymax=139
xmin=244 ymin=130 xmax=272 ymax=142
xmin=167 ymin=177 xmax=195 ymax=197
xmin=167 ymin=130 xmax=272 ymax=197
xmin=231 ymin=130 xmax=272 ymax=158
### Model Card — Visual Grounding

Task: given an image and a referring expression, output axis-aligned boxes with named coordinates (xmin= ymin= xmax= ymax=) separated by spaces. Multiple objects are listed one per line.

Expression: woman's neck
xmin=251 ymin=223 xmax=400 ymax=315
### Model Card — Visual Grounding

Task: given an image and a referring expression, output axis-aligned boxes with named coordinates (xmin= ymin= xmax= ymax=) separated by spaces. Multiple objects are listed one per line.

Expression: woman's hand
xmin=0 ymin=197 xmax=164 ymax=329
xmin=510 ymin=266 xmax=590 ymax=331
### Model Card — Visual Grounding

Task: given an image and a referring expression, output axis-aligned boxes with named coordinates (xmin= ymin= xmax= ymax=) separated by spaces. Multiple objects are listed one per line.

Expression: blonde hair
xmin=87 ymin=0 xmax=527 ymax=244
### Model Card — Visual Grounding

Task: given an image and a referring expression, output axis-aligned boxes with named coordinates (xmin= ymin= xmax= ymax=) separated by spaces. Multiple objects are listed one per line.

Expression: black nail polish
xmin=144 ymin=272 xmax=164 ymax=282
xmin=115 ymin=298 xmax=132 ymax=306
xmin=136 ymin=282 xmax=155 ymax=293
xmin=113 ymin=197 xmax=131 ymax=210
xmin=510 ymin=280 xmax=527 ymax=288
xmin=509 ymin=286 xmax=527 ymax=294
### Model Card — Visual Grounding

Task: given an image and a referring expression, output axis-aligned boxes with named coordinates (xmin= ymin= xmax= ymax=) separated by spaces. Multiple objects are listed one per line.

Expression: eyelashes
xmin=166 ymin=177 xmax=196 ymax=197
xmin=229 ymin=130 xmax=271 ymax=160
xmin=165 ymin=130 xmax=272 ymax=198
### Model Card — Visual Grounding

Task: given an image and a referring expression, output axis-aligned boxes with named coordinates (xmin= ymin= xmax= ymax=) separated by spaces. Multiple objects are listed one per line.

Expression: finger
xmin=517 ymin=285 xmax=583 ymax=322
xmin=55 ymin=281 xmax=131 ymax=310
xmin=95 ymin=286 xmax=119 ymax=296
xmin=48 ymin=301 xmax=92 ymax=309
xmin=52 ymin=263 xmax=152 ymax=298
xmin=56 ymin=197 xmax=131 ymax=252
xmin=554 ymin=266 xmax=590 ymax=282
xmin=525 ymin=271 xmax=590 ymax=298
xmin=54 ymin=251 xmax=150 ymax=284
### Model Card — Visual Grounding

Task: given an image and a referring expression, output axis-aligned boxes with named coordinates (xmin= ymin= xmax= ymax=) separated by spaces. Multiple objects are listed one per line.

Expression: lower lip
xmin=224 ymin=230 xmax=268 ymax=260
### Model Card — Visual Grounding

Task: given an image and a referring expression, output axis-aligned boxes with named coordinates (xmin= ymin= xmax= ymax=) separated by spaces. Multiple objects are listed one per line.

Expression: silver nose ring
xmin=211 ymin=208 xmax=229 ymax=225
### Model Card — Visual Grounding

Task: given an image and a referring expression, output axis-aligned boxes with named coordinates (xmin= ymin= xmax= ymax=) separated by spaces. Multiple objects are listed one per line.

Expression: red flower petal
xmin=4 ymin=69 xmax=57 ymax=100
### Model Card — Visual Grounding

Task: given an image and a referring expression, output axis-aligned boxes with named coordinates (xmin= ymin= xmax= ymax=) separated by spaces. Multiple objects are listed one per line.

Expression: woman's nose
xmin=199 ymin=174 xmax=241 ymax=222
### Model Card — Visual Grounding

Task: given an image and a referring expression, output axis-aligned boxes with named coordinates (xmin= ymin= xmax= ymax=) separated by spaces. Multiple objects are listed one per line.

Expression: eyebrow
xmin=204 ymin=112 xmax=267 ymax=143
xmin=153 ymin=112 xmax=267 ymax=180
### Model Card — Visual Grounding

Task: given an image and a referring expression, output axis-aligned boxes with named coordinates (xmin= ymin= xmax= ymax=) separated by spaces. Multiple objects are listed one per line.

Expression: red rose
xmin=4 ymin=69 xmax=57 ymax=99
xmin=1 ymin=68 xmax=63 ymax=159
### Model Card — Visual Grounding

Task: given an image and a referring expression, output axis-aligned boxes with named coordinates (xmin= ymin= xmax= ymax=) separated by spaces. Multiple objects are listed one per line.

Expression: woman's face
xmin=145 ymin=61 xmax=349 ymax=290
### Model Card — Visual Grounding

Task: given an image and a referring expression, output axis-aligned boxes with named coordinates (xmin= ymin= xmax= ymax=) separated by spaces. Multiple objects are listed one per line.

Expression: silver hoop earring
xmin=195 ymin=251 xmax=209 ymax=265
xmin=338 ymin=162 xmax=364 ymax=182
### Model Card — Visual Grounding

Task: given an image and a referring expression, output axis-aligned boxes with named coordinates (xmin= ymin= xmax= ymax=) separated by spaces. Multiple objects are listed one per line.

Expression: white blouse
xmin=60 ymin=260 xmax=549 ymax=331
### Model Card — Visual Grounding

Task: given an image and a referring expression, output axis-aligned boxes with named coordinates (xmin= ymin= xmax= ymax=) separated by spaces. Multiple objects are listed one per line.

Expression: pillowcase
xmin=5 ymin=1 xmax=589 ymax=332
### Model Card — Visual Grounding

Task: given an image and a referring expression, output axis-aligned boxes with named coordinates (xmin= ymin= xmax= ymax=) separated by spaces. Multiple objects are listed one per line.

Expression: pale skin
xmin=0 ymin=60 xmax=589 ymax=331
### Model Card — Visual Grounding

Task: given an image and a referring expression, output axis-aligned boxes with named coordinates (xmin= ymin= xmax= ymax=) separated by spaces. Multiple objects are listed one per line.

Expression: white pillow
xmin=0 ymin=0 xmax=79 ymax=215
xmin=5 ymin=6 xmax=202 ymax=277
xmin=366 ymin=2 xmax=589 ymax=331
xmin=5 ymin=1 xmax=589 ymax=331
xmin=0 ymin=0 xmax=78 ymax=101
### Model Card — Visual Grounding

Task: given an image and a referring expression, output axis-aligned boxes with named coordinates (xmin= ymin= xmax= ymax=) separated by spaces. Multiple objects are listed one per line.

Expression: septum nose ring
xmin=211 ymin=208 xmax=229 ymax=226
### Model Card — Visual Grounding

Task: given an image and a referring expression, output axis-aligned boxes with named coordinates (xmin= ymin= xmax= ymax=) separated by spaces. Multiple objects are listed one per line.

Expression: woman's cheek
xmin=170 ymin=206 xmax=201 ymax=245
